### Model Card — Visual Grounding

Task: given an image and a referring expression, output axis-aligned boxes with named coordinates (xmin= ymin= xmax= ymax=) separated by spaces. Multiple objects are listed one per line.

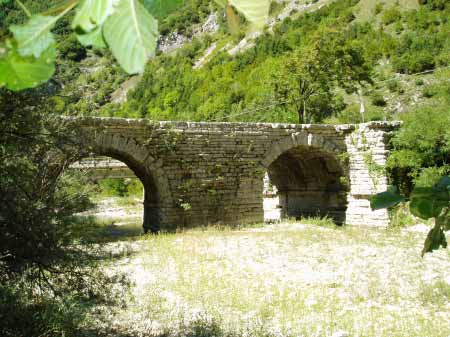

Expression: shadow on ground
xmin=73 ymin=215 xmax=144 ymax=244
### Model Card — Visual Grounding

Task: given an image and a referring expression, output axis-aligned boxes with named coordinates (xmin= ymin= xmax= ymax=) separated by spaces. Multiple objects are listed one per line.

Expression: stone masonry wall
xmin=74 ymin=117 xmax=400 ymax=230
xmin=345 ymin=122 xmax=400 ymax=226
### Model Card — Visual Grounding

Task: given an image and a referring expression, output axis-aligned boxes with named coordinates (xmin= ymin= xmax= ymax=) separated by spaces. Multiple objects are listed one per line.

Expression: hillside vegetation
xmin=3 ymin=0 xmax=447 ymax=125
xmin=93 ymin=0 xmax=449 ymax=125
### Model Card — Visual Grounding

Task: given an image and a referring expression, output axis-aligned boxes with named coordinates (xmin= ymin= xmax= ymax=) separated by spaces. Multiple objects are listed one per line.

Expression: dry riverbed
xmin=82 ymin=201 xmax=450 ymax=337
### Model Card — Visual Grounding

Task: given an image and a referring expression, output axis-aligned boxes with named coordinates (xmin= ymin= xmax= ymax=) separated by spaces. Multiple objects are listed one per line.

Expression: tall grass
xmin=93 ymin=222 xmax=450 ymax=337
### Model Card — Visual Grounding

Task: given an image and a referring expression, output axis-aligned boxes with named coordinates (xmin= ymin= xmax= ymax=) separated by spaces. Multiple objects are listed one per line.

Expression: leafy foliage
xmin=144 ymin=0 xmax=183 ymax=19
xmin=103 ymin=0 xmax=158 ymax=74
xmin=157 ymin=0 xmax=210 ymax=36
xmin=387 ymin=97 xmax=450 ymax=192
xmin=370 ymin=186 xmax=405 ymax=210
xmin=0 ymin=41 xmax=56 ymax=91
xmin=371 ymin=176 xmax=450 ymax=256
xmin=0 ymin=87 xmax=132 ymax=336
xmin=117 ymin=0 xmax=372 ymax=123
xmin=72 ymin=0 xmax=114 ymax=32
xmin=0 ymin=0 xmax=273 ymax=90
xmin=10 ymin=14 xmax=57 ymax=57
xmin=1 ymin=0 xmax=163 ymax=90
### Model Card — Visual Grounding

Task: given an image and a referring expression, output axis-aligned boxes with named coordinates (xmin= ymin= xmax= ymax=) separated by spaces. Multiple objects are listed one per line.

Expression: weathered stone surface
xmin=73 ymin=117 xmax=399 ymax=231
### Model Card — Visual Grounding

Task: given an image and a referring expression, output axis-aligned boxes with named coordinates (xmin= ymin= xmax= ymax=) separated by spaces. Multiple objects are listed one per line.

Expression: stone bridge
xmin=71 ymin=157 xmax=136 ymax=179
xmin=73 ymin=117 xmax=400 ymax=232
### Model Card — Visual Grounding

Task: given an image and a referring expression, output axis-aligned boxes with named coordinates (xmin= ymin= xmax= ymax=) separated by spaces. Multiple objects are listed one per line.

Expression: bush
xmin=365 ymin=106 xmax=386 ymax=121
xmin=422 ymin=84 xmax=438 ymax=98
xmin=330 ymin=103 xmax=362 ymax=124
xmin=374 ymin=2 xmax=384 ymax=15
xmin=97 ymin=178 xmax=143 ymax=197
xmin=387 ymin=79 xmax=402 ymax=92
xmin=392 ymin=52 xmax=436 ymax=74
xmin=0 ymin=90 xmax=131 ymax=337
xmin=415 ymin=78 xmax=425 ymax=86
xmin=419 ymin=0 xmax=448 ymax=10
xmin=0 ymin=282 xmax=87 ymax=337
xmin=381 ymin=6 xmax=402 ymax=25
xmin=57 ymin=34 xmax=87 ymax=62
xmin=370 ymin=91 xmax=387 ymax=106
xmin=387 ymin=103 xmax=450 ymax=190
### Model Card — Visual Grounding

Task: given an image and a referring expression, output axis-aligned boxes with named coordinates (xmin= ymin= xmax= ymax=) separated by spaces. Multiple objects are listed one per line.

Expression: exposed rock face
xmin=201 ymin=12 xmax=219 ymax=34
xmin=74 ymin=117 xmax=399 ymax=231
xmin=158 ymin=32 xmax=189 ymax=54
xmin=158 ymin=12 xmax=219 ymax=55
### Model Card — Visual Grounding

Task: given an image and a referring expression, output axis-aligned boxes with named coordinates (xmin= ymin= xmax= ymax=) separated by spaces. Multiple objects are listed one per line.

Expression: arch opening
xmin=263 ymin=145 xmax=348 ymax=224
xmin=76 ymin=149 xmax=162 ymax=233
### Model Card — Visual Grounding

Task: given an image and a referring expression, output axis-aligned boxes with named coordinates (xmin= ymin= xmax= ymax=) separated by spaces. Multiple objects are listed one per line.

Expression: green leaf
xmin=77 ymin=27 xmax=107 ymax=48
xmin=143 ymin=0 xmax=182 ymax=19
xmin=370 ymin=188 xmax=405 ymax=210
xmin=10 ymin=15 xmax=57 ymax=58
xmin=229 ymin=0 xmax=270 ymax=28
xmin=436 ymin=208 xmax=450 ymax=231
xmin=421 ymin=222 xmax=447 ymax=257
xmin=409 ymin=187 xmax=449 ymax=219
xmin=72 ymin=0 xmax=115 ymax=32
xmin=410 ymin=197 xmax=436 ymax=219
xmin=433 ymin=175 xmax=450 ymax=192
xmin=0 ymin=44 xmax=56 ymax=91
xmin=103 ymin=0 xmax=158 ymax=74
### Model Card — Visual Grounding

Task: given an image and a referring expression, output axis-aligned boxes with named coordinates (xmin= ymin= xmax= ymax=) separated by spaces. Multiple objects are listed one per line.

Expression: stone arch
xmin=82 ymin=131 xmax=173 ymax=232
xmin=261 ymin=131 xmax=341 ymax=168
xmin=261 ymin=132 xmax=348 ymax=223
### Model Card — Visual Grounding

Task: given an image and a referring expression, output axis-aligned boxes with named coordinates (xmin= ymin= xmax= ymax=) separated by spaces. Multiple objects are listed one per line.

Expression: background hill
xmin=1 ymin=0 xmax=448 ymax=125
xmin=30 ymin=0 xmax=449 ymax=125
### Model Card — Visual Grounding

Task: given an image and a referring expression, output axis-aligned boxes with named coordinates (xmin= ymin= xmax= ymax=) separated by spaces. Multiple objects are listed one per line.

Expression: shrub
xmin=97 ymin=178 xmax=143 ymax=197
xmin=57 ymin=34 xmax=87 ymax=62
xmin=381 ymin=6 xmax=402 ymax=25
xmin=392 ymin=52 xmax=435 ymax=74
xmin=0 ymin=90 xmax=131 ymax=337
xmin=371 ymin=91 xmax=387 ymax=106
xmin=387 ymin=103 xmax=450 ymax=189
xmin=419 ymin=0 xmax=448 ymax=10
xmin=374 ymin=2 xmax=384 ymax=15
xmin=422 ymin=85 xmax=438 ymax=98
xmin=365 ymin=106 xmax=386 ymax=121
xmin=387 ymin=79 xmax=401 ymax=92
xmin=331 ymin=103 xmax=362 ymax=124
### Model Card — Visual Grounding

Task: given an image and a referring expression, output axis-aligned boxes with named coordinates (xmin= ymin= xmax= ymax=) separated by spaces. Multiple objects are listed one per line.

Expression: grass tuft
xmin=299 ymin=215 xmax=338 ymax=228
